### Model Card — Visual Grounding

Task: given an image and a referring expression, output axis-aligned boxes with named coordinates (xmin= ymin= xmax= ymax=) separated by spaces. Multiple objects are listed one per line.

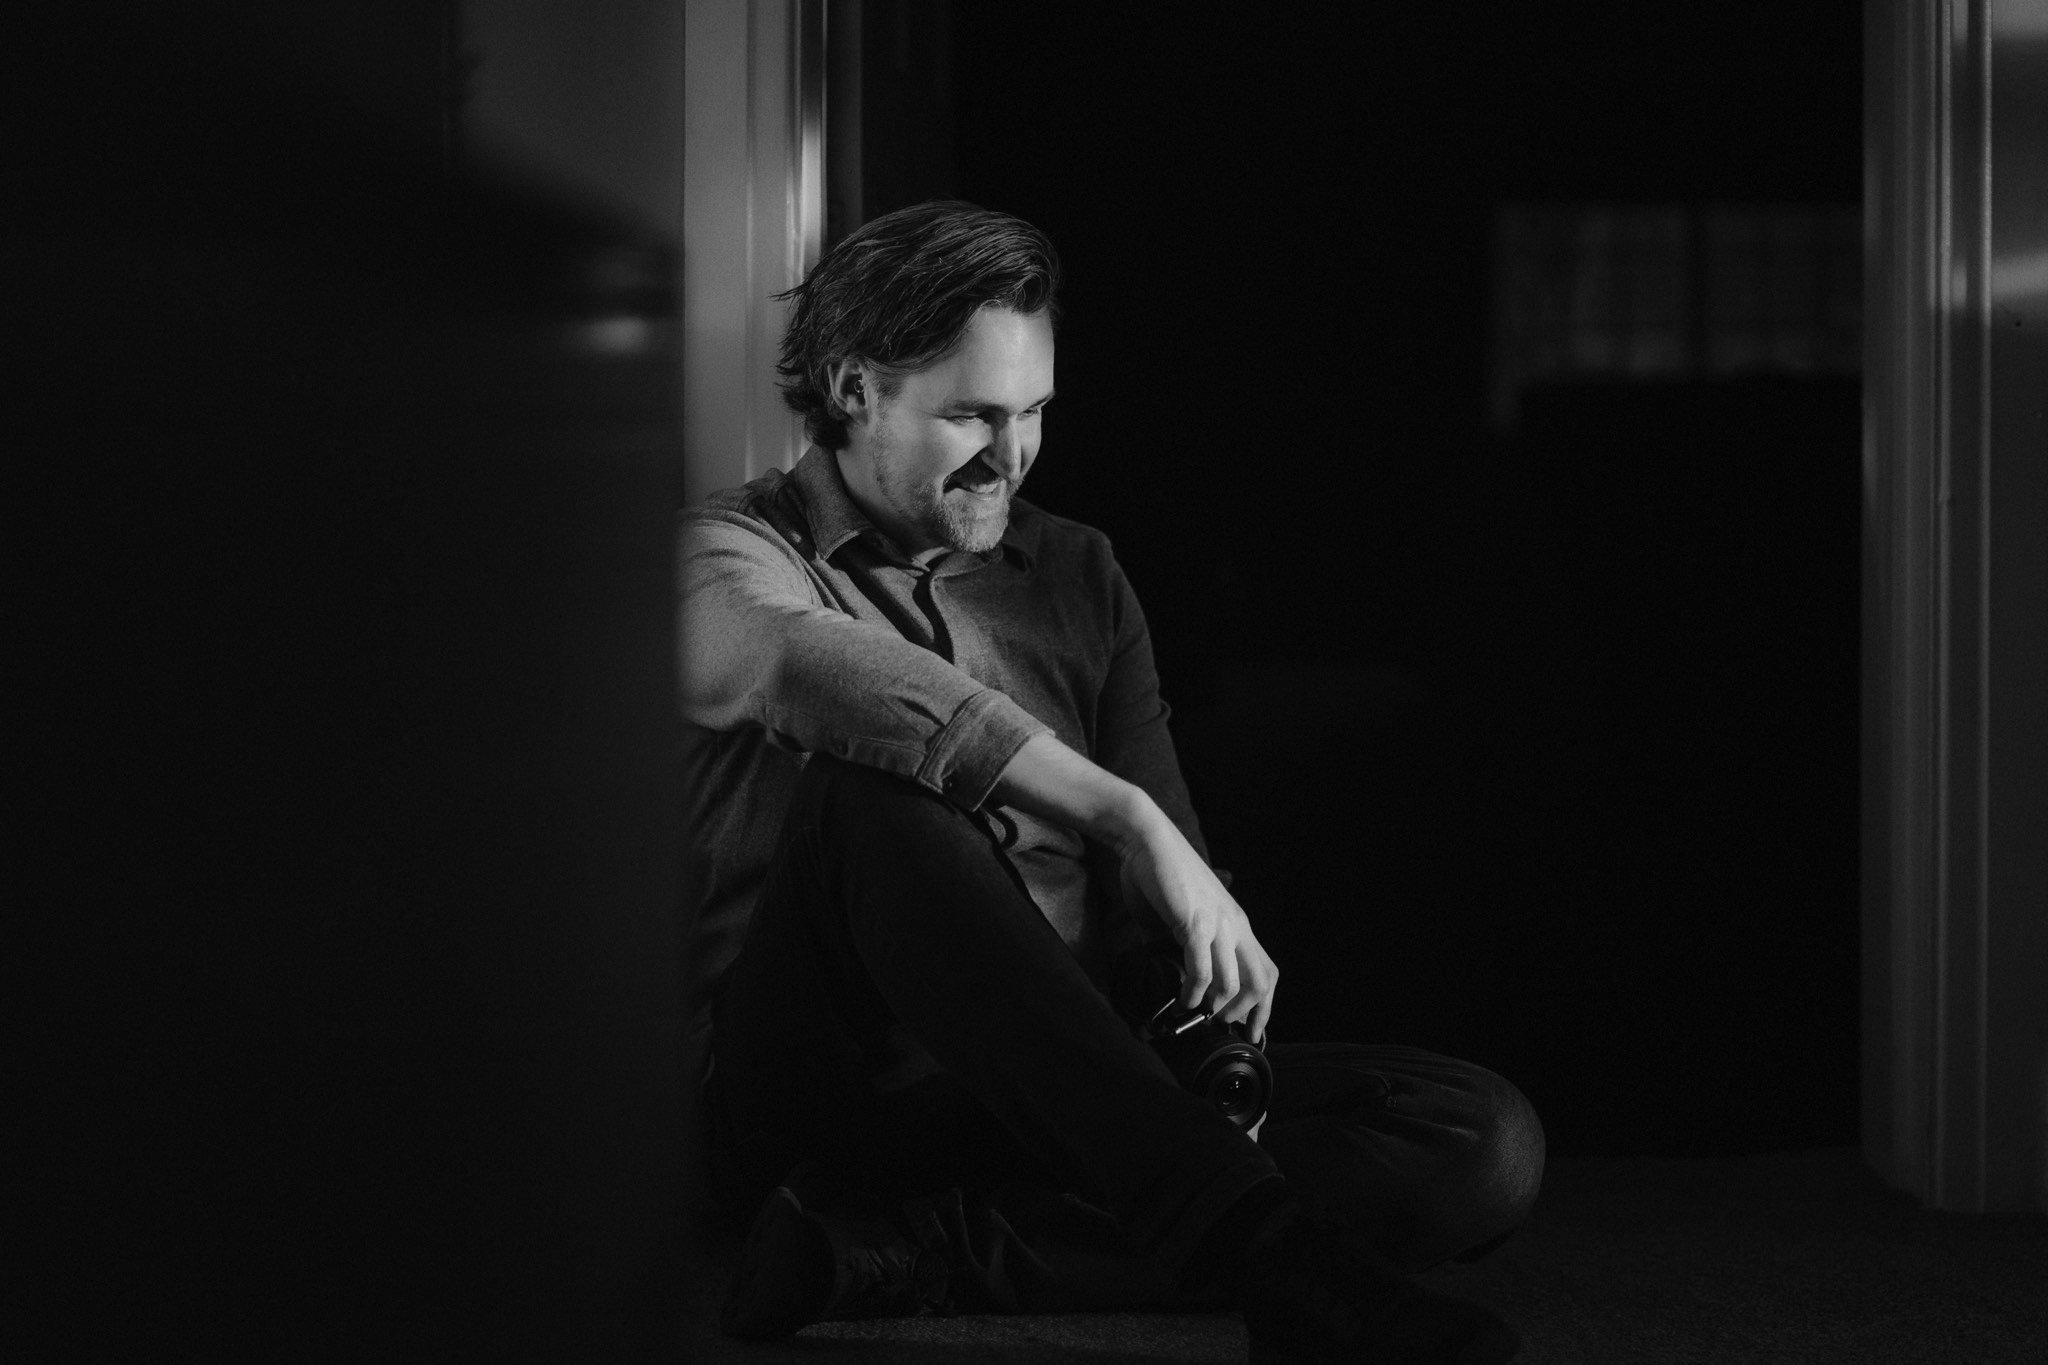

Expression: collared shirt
xmin=678 ymin=445 xmax=1210 ymax=1015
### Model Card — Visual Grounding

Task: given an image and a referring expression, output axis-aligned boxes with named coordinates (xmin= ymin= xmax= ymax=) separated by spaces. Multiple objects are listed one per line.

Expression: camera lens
xmin=1199 ymin=1053 xmax=1268 ymax=1127
xmin=1132 ymin=956 xmax=1272 ymax=1131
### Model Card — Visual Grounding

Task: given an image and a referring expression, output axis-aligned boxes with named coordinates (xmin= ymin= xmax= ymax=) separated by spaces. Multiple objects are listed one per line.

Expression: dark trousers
xmin=707 ymin=755 xmax=1544 ymax=1312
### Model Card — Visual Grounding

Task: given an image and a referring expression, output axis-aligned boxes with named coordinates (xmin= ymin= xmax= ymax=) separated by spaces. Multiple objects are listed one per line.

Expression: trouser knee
xmin=775 ymin=754 xmax=1034 ymax=946
xmin=1464 ymin=1065 xmax=1545 ymax=1240
xmin=786 ymin=753 xmax=993 ymax=863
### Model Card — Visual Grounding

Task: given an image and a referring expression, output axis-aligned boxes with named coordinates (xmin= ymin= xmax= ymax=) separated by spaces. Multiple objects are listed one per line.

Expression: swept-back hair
xmin=775 ymin=200 xmax=1061 ymax=449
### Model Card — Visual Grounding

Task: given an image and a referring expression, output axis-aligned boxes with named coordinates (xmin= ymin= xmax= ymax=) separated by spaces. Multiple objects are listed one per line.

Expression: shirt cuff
xmin=916 ymin=688 xmax=1050 ymax=812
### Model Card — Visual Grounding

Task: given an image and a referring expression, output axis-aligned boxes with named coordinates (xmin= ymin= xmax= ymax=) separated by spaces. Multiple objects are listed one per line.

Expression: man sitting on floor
xmin=680 ymin=200 xmax=1543 ymax=1364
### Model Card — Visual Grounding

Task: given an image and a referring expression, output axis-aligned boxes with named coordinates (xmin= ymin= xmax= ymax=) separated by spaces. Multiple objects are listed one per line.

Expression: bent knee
xmin=797 ymin=753 xmax=960 ymax=828
xmin=1465 ymin=1065 xmax=1545 ymax=1231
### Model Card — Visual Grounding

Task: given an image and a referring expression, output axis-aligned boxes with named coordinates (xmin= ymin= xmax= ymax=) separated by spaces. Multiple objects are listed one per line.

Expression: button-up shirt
xmin=678 ymin=445 xmax=1210 ymax=1017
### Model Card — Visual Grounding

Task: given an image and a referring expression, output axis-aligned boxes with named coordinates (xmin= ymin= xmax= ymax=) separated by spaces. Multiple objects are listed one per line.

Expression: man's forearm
xmin=994 ymin=732 xmax=1278 ymax=1039
xmin=989 ymin=731 xmax=1174 ymax=858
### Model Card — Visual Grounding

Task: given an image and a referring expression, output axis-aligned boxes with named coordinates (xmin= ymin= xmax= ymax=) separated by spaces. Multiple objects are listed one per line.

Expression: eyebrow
xmin=938 ymin=390 xmax=1056 ymax=415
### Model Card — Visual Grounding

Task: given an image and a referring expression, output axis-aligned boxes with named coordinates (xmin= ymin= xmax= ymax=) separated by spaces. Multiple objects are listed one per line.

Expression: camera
xmin=1116 ymin=946 xmax=1272 ymax=1131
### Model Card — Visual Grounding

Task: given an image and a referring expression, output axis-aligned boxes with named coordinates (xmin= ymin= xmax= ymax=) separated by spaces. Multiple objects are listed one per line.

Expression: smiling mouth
xmin=945 ymin=458 xmax=1006 ymax=496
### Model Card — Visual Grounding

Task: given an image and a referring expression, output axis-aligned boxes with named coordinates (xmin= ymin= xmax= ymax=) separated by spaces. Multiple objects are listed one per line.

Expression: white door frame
xmin=681 ymin=0 xmax=827 ymax=503
xmin=1862 ymin=0 xmax=2048 ymax=1214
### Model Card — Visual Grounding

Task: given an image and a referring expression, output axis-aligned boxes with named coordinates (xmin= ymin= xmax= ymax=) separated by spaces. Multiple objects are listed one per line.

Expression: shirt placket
xmin=925 ymin=552 xmax=998 ymax=680
xmin=909 ymin=567 xmax=956 ymax=665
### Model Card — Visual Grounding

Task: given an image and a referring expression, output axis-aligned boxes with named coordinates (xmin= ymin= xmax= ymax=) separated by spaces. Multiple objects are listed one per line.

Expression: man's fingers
xmin=1247 ymin=996 xmax=1272 ymax=1049
xmin=1178 ymin=939 xmax=1212 ymax=1010
xmin=1230 ymin=946 xmax=1277 ymax=1045
xmin=1199 ymin=936 xmax=1236 ymax=1013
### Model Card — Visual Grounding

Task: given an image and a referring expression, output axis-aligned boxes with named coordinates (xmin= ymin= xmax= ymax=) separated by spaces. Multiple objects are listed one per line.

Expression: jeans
xmin=706 ymin=754 xmax=1544 ymax=1311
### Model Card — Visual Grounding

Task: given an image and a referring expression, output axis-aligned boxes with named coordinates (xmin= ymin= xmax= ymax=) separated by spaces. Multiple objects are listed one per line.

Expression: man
xmin=680 ymin=201 xmax=1542 ymax=1363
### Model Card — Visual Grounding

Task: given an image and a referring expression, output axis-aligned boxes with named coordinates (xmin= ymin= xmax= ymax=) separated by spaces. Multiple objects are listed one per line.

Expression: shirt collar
xmin=790 ymin=445 xmax=871 ymax=560
xmin=791 ymin=445 xmax=1036 ymax=571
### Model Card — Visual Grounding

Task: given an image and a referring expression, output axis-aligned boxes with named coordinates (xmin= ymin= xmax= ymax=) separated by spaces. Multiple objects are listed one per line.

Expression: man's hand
xmin=990 ymin=733 xmax=1279 ymax=1045
xmin=1112 ymin=803 xmax=1278 ymax=1045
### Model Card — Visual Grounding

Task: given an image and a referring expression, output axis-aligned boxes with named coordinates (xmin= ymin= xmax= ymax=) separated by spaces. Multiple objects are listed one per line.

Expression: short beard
xmin=884 ymin=475 xmax=1008 ymax=554
xmin=871 ymin=425 xmax=1012 ymax=554
xmin=931 ymin=483 xmax=1010 ymax=553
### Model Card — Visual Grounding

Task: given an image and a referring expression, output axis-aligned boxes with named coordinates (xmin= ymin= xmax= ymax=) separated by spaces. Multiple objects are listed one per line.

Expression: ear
xmin=826 ymin=359 xmax=873 ymax=426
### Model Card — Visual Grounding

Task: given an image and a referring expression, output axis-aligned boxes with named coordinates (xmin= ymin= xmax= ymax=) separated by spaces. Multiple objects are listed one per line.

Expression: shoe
xmin=719 ymin=1163 xmax=948 ymax=1339
xmin=1231 ymin=1214 xmax=1521 ymax=1364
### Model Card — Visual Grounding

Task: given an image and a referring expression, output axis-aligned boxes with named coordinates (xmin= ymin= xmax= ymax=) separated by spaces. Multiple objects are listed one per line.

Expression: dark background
xmin=18 ymin=5 xmax=685 ymax=1355
xmin=17 ymin=2 xmax=1863 ymax=1353
xmin=860 ymin=1 xmax=1864 ymax=1158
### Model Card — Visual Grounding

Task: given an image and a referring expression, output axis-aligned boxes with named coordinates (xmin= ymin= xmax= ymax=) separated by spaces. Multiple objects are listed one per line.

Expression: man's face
xmin=849 ymin=305 xmax=1055 ymax=560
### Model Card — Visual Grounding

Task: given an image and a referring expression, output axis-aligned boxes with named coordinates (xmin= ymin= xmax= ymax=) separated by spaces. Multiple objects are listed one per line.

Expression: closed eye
xmin=938 ymin=394 xmax=1052 ymax=424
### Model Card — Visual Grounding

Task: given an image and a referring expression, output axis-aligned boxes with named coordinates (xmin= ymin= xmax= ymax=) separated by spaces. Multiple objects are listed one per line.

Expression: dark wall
xmin=18 ymin=6 xmax=686 ymax=1353
xmin=923 ymin=4 xmax=1864 ymax=1156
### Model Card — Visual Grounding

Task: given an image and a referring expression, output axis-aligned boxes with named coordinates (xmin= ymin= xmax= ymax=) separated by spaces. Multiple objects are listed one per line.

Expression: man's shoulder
xmin=679 ymin=465 xmax=813 ymax=553
xmin=686 ymin=463 xmax=800 ymax=523
xmin=1006 ymin=496 xmax=1116 ymax=567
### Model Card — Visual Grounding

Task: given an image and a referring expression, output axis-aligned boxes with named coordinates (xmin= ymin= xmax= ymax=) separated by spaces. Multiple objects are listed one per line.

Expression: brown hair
xmin=775 ymin=200 xmax=1062 ymax=449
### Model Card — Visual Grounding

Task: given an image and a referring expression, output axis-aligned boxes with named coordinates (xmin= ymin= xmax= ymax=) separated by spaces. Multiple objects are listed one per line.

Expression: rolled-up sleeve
xmin=678 ymin=508 xmax=1048 ymax=808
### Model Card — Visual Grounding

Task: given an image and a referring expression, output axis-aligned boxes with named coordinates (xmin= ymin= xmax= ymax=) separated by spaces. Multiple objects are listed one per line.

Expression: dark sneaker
xmin=719 ymin=1163 xmax=948 ymax=1339
xmin=1234 ymin=1215 xmax=1520 ymax=1364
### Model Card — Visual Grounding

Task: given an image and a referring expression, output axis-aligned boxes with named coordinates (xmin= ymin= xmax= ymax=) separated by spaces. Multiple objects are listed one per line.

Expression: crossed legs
xmin=707 ymin=754 xmax=1542 ymax=1309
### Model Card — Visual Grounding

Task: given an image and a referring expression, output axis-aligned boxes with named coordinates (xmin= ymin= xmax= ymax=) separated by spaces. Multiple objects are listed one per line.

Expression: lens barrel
xmin=1116 ymin=944 xmax=1273 ymax=1131
xmin=1150 ymin=1016 xmax=1273 ymax=1131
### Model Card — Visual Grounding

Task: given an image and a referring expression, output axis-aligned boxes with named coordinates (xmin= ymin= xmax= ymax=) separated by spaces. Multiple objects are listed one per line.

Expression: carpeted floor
xmin=680 ymin=1148 xmax=2047 ymax=1363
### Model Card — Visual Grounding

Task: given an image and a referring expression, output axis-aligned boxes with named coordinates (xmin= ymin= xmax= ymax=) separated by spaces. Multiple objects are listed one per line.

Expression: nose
xmin=985 ymin=418 xmax=1027 ymax=480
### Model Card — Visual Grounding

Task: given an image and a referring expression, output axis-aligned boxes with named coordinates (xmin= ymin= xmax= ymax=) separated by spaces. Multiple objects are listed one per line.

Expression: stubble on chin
xmin=869 ymin=428 xmax=1010 ymax=554
xmin=933 ymin=488 xmax=1010 ymax=553
xmin=887 ymin=462 xmax=1009 ymax=554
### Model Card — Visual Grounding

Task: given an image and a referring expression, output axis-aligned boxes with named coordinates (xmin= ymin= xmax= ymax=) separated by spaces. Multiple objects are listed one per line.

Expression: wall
xmin=946 ymin=2 xmax=1867 ymax=1157
xmin=21 ymin=4 xmax=690 ymax=1351
xmin=462 ymin=0 xmax=687 ymax=241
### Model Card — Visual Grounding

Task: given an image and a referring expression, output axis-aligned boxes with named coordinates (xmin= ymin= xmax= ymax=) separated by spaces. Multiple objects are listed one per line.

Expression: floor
xmin=678 ymin=1149 xmax=2048 ymax=1364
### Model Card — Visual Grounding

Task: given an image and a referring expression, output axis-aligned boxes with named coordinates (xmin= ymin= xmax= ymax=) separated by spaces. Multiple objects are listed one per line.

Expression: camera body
xmin=1140 ymin=998 xmax=1273 ymax=1131
xmin=1115 ymin=944 xmax=1272 ymax=1132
